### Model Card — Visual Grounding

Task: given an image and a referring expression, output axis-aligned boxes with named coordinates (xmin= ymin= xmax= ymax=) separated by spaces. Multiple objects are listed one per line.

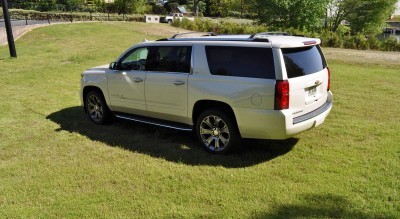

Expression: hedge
xmin=0 ymin=9 xmax=144 ymax=22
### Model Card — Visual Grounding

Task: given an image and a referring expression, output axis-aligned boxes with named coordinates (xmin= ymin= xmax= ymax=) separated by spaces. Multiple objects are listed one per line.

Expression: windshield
xmin=282 ymin=46 xmax=327 ymax=78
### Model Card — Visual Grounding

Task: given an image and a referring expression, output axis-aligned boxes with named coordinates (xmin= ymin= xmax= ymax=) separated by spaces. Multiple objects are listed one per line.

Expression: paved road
xmin=0 ymin=19 xmax=62 ymax=27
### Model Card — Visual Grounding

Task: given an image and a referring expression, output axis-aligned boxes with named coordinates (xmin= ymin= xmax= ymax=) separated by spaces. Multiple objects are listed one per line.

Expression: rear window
xmin=282 ymin=46 xmax=327 ymax=78
xmin=205 ymin=46 xmax=275 ymax=79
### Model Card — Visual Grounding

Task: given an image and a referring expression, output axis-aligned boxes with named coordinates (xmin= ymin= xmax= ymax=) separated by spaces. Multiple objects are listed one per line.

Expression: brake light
xmin=327 ymin=67 xmax=331 ymax=91
xmin=275 ymin=80 xmax=289 ymax=110
xmin=303 ymin=40 xmax=317 ymax=45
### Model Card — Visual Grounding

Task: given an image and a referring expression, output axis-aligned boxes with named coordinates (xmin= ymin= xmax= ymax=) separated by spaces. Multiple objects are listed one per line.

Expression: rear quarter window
xmin=282 ymin=46 xmax=327 ymax=78
xmin=205 ymin=46 xmax=275 ymax=79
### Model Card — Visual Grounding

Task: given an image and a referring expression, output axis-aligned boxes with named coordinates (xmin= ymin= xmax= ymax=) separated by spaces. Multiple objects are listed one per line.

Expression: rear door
xmin=144 ymin=45 xmax=192 ymax=124
xmin=282 ymin=45 xmax=330 ymax=117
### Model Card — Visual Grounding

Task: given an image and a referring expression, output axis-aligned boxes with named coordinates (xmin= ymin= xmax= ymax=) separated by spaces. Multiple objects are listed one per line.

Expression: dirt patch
xmin=322 ymin=47 xmax=400 ymax=67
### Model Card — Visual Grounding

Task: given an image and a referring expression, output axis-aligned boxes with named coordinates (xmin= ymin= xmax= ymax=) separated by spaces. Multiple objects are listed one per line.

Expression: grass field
xmin=0 ymin=22 xmax=399 ymax=218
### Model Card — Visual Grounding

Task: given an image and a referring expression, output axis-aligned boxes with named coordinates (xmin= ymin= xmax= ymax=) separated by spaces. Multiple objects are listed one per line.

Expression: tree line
xmin=3 ymin=0 xmax=398 ymax=34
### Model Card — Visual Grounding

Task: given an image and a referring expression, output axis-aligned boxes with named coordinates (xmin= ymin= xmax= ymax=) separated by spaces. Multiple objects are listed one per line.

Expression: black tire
xmin=196 ymin=109 xmax=240 ymax=154
xmin=85 ymin=90 xmax=112 ymax=125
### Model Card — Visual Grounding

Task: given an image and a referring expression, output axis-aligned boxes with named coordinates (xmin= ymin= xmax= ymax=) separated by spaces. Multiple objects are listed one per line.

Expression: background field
xmin=0 ymin=22 xmax=399 ymax=218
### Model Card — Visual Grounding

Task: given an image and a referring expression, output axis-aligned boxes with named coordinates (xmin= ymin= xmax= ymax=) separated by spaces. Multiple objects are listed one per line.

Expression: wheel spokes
xmin=87 ymin=94 xmax=103 ymax=122
xmin=200 ymin=115 xmax=230 ymax=152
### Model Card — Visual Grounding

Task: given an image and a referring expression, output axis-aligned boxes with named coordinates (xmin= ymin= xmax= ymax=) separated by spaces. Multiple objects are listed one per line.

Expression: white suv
xmin=80 ymin=32 xmax=333 ymax=154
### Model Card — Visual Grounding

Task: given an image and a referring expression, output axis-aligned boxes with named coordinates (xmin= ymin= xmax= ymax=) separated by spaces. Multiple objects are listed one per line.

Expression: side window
xmin=205 ymin=46 xmax=275 ymax=79
xmin=146 ymin=46 xmax=192 ymax=73
xmin=119 ymin=47 xmax=149 ymax=71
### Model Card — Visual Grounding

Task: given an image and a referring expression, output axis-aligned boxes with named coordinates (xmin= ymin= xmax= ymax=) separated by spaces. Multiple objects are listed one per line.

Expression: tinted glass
xmin=282 ymin=46 xmax=327 ymax=78
xmin=205 ymin=46 xmax=275 ymax=79
xmin=147 ymin=46 xmax=192 ymax=73
xmin=120 ymin=47 xmax=148 ymax=71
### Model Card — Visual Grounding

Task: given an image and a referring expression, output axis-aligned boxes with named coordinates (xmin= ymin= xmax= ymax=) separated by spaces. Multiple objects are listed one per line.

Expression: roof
xmin=155 ymin=32 xmax=321 ymax=48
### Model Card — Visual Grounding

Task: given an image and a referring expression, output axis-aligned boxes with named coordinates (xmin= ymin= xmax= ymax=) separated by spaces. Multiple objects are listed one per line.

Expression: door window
xmin=119 ymin=47 xmax=149 ymax=71
xmin=146 ymin=46 xmax=192 ymax=73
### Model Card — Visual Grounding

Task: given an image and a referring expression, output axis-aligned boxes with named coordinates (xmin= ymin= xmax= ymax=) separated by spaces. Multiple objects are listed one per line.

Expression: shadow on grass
xmin=253 ymin=194 xmax=376 ymax=218
xmin=47 ymin=106 xmax=298 ymax=168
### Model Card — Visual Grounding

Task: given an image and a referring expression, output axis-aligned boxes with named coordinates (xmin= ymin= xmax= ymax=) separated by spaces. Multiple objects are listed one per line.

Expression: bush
xmin=343 ymin=36 xmax=357 ymax=49
xmin=172 ymin=18 xmax=267 ymax=35
xmin=367 ymin=35 xmax=381 ymax=50
xmin=353 ymin=34 xmax=369 ymax=50
xmin=336 ymin=25 xmax=351 ymax=37
xmin=320 ymin=31 xmax=343 ymax=48
xmin=381 ymin=35 xmax=399 ymax=51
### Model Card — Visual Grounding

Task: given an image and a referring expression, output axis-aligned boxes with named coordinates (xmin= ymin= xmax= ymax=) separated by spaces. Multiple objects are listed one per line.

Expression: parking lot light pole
xmin=1 ymin=0 xmax=17 ymax=58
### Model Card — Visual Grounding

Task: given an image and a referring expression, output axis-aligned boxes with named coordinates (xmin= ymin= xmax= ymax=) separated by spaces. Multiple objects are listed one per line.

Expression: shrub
xmin=353 ymin=34 xmax=369 ymax=50
xmin=320 ymin=31 xmax=342 ymax=48
xmin=367 ymin=35 xmax=381 ymax=50
xmin=343 ymin=36 xmax=357 ymax=49
xmin=381 ymin=35 xmax=399 ymax=51
xmin=336 ymin=25 xmax=351 ymax=37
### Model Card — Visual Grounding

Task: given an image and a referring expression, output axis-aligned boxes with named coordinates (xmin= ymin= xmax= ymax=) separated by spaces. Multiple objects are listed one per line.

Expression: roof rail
xmin=171 ymin=31 xmax=217 ymax=39
xmin=250 ymin=32 xmax=290 ymax=39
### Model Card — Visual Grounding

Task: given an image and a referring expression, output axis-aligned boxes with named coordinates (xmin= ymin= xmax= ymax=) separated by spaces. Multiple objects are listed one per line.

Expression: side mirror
xmin=109 ymin=62 xmax=117 ymax=70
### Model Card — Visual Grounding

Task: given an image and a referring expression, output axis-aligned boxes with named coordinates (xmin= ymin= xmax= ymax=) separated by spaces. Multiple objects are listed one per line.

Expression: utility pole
xmin=1 ymin=0 xmax=17 ymax=58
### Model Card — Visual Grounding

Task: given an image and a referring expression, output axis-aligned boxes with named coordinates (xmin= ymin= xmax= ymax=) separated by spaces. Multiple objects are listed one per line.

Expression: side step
xmin=114 ymin=113 xmax=193 ymax=131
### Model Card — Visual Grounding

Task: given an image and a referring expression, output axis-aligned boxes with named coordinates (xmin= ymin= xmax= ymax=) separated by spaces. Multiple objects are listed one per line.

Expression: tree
xmin=207 ymin=0 xmax=229 ymax=17
xmin=254 ymin=0 xmax=329 ymax=31
xmin=327 ymin=0 xmax=397 ymax=34
xmin=347 ymin=0 xmax=397 ymax=34
xmin=114 ymin=0 xmax=147 ymax=14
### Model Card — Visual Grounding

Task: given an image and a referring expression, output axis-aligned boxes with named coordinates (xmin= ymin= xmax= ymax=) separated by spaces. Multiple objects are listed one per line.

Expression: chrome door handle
xmin=172 ymin=81 xmax=185 ymax=85
xmin=133 ymin=78 xmax=143 ymax=83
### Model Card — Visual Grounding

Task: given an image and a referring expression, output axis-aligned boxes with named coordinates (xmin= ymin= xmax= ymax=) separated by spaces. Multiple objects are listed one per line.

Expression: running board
xmin=115 ymin=113 xmax=193 ymax=131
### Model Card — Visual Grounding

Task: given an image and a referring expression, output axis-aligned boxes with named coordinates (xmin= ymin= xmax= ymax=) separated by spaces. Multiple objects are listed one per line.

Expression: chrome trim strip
xmin=115 ymin=115 xmax=193 ymax=131
xmin=293 ymin=100 xmax=332 ymax=124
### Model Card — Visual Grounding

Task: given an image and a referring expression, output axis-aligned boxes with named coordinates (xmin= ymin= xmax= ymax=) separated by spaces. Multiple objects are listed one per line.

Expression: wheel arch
xmin=82 ymin=86 xmax=107 ymax=113
xmin=192 ymin=100 xmax=240 ymax=135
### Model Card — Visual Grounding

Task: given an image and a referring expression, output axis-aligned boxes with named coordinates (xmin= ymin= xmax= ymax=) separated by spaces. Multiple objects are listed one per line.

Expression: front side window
xmin=205 ymin=46 xmax=275 ymax=79
xmin=146 ymin=46 xmax=192 ymax=73
xmin=282 ymin=46 xmax=327 ymax=78
xmin=119 ymin=47 xmax=149 ymax=71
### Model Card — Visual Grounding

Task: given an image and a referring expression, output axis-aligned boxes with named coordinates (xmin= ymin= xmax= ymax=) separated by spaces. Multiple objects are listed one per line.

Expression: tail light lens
xmin=275 ymin=80 xmax=289 ymax=110
xmin=327 ymin=67 xmax=331 ymax=91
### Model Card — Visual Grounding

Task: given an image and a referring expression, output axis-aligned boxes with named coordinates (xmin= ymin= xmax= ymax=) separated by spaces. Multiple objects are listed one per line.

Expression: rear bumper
xmin=234 ymin=91 xmax=333 ymax=139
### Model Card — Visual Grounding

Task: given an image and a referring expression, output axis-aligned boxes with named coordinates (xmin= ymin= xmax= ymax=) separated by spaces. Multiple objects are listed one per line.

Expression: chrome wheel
xmin=87 ymin=94 xmax=104 ymax=123
xmin=199 ymin=115 xmax=230 ymax=152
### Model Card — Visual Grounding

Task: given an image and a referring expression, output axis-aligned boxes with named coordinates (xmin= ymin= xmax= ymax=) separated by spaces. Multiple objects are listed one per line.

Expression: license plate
xmin=308 ymin=87 xmax=317 ymax=97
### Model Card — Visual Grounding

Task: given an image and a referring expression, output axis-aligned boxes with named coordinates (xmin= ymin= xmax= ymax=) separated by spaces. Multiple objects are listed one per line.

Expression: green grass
xmin=0 ymin=22 xmax=399 ymax=218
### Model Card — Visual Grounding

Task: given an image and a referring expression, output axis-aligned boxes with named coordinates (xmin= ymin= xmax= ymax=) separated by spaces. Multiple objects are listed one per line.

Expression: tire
xmin=196 ymin=109 xmax=240 ymax=154
xmin=85 ymin=90 xmax=112 ymax=125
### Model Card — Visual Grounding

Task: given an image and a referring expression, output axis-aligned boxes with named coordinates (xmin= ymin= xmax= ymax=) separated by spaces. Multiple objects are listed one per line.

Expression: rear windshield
xmin=282 ymin=46 xmax=327 ymax=78
xmin=205 ymin=46 xmax=275 ymax=79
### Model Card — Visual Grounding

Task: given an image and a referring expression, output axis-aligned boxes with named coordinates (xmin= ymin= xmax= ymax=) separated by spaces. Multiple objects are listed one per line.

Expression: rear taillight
xmin=274 ymin=80 xmax=289 ymax=110
xmin=327 ymin=67 xmax=331 ymax=91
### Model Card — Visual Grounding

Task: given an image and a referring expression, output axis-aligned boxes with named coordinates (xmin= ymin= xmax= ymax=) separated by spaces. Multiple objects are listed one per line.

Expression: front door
xmin=107 ymin=47 xmax=149 ymax=115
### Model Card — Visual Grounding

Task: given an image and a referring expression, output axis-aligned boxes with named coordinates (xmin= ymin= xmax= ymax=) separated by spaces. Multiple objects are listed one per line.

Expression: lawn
xmin=0 ymin=22 xmax=399 ymax=218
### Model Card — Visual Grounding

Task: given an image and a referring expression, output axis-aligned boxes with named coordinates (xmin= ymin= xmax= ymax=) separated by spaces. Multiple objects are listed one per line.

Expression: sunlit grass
xmin=0 ymin=22 xmax=399 ymax=218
